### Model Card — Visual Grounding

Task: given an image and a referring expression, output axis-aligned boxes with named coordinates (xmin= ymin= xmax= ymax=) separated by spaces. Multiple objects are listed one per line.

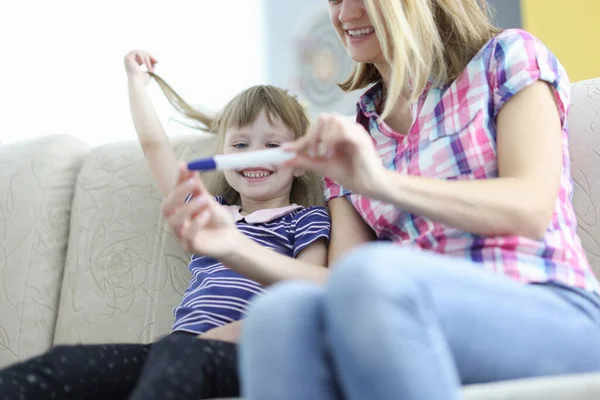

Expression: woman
xmin=235 ymin=0 xmax=600 ymax=399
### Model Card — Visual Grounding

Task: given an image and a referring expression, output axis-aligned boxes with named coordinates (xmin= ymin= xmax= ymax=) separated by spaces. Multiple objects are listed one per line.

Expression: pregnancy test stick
xmin=187 ymin=148 xmax=296 ymax=171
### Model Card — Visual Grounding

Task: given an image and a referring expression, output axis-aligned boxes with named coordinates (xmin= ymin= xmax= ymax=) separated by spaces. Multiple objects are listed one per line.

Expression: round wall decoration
xmin=293 ymin=7 xmax=354 ymax=109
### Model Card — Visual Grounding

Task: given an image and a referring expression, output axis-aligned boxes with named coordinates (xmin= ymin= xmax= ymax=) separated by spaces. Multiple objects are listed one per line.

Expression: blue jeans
xmin=239 ymin=243 xmax=600 ymax=400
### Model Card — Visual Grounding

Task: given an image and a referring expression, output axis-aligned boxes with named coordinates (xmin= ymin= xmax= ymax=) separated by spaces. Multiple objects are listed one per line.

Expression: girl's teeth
xmin=348 ymin=27 xmax=374 ymax=37
xmin=242 ymin=171 xmax=271 ymax=178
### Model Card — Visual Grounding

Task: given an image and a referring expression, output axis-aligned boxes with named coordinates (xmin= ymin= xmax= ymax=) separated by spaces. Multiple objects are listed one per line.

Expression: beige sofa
xmin=0 ymin=78 xmax=599 ymax=399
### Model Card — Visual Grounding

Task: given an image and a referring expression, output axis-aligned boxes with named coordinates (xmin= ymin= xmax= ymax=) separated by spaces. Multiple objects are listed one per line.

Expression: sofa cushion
xmin=0 ymin=135 xmax=89 ymax=367
xmin=53 ymin=134 xmax=217 ymax=345
xmin=569 ymin=78 xmax=600 ymax=278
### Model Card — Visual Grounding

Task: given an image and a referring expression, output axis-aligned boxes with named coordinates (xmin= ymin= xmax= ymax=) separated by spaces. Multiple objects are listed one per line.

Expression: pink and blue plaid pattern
xmin=324 ymin=29 xmax=600 ymax=293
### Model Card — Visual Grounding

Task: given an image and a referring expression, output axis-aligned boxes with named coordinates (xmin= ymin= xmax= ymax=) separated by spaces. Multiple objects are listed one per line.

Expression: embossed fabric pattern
xmin=0 ymin=135 xmax=89 ymax=368
xmin=53 ymin=135 xmax=217 ymax=347
xmin=570 ymin=78 xmax=600 ymax=278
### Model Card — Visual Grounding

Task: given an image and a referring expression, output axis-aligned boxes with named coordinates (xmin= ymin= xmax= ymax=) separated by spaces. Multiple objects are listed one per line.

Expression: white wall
xmin=0 ymin=0 xmax=265 ymax=146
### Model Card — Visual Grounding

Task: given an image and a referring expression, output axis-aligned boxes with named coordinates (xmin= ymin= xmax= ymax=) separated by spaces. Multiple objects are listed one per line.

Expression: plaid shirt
xmin=324 ymin=29 xmax=600 ymax=293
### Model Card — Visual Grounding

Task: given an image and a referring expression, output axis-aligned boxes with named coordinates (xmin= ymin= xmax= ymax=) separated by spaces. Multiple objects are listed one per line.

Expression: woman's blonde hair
xmin=149 ymin=72 xmax=317 ymax=207
xmin=339 ymin=0 xmax=501 ymax=120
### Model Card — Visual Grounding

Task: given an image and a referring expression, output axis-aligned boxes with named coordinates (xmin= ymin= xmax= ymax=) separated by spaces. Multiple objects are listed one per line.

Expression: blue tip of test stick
xmin=188 ymin=158 xmax=217 ymax=171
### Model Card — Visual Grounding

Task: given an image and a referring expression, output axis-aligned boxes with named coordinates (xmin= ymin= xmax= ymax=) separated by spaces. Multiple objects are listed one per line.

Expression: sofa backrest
xmin=0 ymin=135 xmax=89 ymax=367
xmin=569 ymin=78 xmax=600 ymax=278
xmin=52 ymin=134 xmax=216 ymax=345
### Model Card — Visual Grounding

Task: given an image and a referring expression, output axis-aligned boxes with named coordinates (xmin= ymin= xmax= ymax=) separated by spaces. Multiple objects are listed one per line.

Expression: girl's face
xmin=328 ymin=0 xmax=385 ymax=64
xmin=222 ymin=111 xmax=302 ymax=205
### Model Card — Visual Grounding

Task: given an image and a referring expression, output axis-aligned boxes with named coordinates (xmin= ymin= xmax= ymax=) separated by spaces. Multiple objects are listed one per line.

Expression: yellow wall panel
xmin=521 ymin=0 xmax=600 ymax=81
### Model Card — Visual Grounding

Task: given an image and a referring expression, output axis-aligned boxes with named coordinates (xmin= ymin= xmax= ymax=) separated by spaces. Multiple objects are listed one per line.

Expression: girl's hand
xmin=179 ymin=193 xmax=241 ymax=259
xmin=162 ymin=164 xmax=240 ymax=259
xmin=124 ymin=50 xmax=157 ymax=86
xmin=285 ymin=114 xmax=387 ymax=197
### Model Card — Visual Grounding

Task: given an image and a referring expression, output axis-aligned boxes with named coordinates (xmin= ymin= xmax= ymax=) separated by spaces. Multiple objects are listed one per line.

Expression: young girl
xmin=0 ymin=50 xmax=331 ymax=400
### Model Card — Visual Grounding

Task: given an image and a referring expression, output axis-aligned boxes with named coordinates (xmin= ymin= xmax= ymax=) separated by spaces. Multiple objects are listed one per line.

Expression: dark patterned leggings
xmin=0 ymin=331 xmax=239 ymax=400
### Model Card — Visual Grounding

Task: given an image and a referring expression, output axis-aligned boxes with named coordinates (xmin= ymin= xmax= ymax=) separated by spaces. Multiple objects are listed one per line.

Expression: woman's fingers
xmin=310 ymin=115 xmax=330 ymax=157
xmin=322 ymin=116 xmax=363 ymax=157
xmin=284 ymin=133 xmax=312 ymax=155
xmin=301 ymin=116 xmax=350 ymax=158
xmin=285 ymin=115 xmax=327 ymax=155
xmin=284 ymin=114 xmax=363 ymax=173
xmin=286 ymin=153 xmax=327 ymax=173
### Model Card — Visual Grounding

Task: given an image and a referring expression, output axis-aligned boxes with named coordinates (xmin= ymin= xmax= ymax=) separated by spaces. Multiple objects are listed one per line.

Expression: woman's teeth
xmin=241 ymin=170 xmax=271 ymax=179
xmin=348 ymin=27 xmax=374 ymax=37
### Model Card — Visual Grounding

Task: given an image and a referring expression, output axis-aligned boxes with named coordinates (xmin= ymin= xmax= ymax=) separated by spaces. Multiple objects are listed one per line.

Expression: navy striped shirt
xmin=172 ymin=197 xmax=331 ymax=334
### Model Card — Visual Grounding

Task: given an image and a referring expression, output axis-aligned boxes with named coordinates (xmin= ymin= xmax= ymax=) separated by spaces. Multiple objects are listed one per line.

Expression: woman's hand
xmin=124 ymin=50 xmax=157 ymax=86
xmin=161 ymin=164 xmax=241 ymax=259
xmin=285 ymin=114 xmax=386 ymax=197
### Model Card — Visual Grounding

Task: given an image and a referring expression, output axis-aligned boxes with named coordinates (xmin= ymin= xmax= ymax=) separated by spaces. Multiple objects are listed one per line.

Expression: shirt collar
xmin=357 ymin=81 xmax=384 ymax=119
xmin=356 ymin=77 xmax=443 ymax=120
xmin=225 ymin=204 xmax=304 ymax=223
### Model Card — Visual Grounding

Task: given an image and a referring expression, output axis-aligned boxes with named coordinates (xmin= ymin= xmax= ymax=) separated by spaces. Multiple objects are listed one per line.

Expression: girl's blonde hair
xmin=149 ymin=72 xmax=317 ymax=207
xmin=339 ymin=0 xmax=501 ymax=120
